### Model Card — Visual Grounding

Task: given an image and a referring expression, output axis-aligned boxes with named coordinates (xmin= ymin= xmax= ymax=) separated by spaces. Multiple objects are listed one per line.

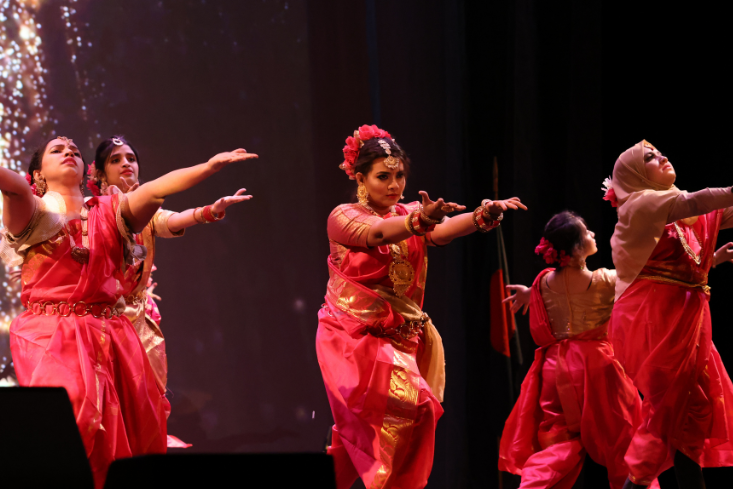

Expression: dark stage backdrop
xmin=2 ymin=0 xmax=732 ymax=488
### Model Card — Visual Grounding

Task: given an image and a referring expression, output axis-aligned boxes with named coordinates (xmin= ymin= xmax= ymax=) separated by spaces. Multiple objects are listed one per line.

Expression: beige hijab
xmin=610 ymin=140 xmax=682 ymax=298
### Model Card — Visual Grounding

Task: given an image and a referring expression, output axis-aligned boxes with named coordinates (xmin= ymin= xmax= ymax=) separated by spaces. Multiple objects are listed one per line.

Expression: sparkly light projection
xmin=0 ymin=0 xmax=51 ymax=384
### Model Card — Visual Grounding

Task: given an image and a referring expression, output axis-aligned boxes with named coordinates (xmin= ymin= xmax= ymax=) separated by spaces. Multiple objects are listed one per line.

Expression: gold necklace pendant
xmin=388 ymin=242 xmax=415 ymax=297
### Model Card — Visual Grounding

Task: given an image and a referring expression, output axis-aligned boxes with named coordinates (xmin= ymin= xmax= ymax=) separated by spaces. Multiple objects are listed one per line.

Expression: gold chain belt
xmin=366 ymin=312 xmax=430 ymax=340
xmin=637 ymin=274 xmax=710 ymax=294
xmin=26 ymin=300 xmax=121 ymax=319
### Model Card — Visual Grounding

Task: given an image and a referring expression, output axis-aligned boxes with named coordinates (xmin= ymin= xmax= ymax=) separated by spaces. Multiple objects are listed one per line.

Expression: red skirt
xmin=611 ymin=279 xmax=733 ymax=484
xmin=10 ymin=312 xmax=169 ymax=488
xmin=500 ymin=327 xmax=650 ymax=489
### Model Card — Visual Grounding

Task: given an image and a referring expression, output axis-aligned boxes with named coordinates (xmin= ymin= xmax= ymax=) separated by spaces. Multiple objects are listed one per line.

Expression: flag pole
xmin=494 ymin=156 xmax=523 ymax=368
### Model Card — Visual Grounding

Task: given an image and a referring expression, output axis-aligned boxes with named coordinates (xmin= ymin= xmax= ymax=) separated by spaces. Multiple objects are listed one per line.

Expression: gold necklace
xmin=673 ymin=221 xmax=702 ymax=265
xmin=362 ymin=203 xmax=415 ymax=297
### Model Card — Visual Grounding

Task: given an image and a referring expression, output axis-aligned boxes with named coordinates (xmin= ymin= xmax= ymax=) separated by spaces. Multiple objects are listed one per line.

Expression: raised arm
xmin=429 ymin=197 xmax=527 ymax=246
xmin=668 ymin=187 xmax=733 ymax=223
xmin=0 ymin=167 xmax=36 ymax=235
xmin=124 ymin=149 xmax=257 ymax=233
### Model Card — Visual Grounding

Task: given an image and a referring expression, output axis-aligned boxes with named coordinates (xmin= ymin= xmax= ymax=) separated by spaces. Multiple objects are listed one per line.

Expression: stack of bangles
xmin=405 ymin=206 xmax=444 ymax=236
xmin=472 ymin=199 xmax=502 ymax=233
xmin=193 ymin=205 xmax=225 ymax=224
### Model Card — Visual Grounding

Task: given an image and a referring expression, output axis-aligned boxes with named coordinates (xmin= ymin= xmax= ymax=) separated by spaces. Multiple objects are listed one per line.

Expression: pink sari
xmin=611 ymin=210 xmax=733 ymax=484
xmin=8 ymin=194 xmax=168 ymax=488
xmin=500 ymin=269 xmax=653 ymax=489
xmin=317 ymin=202 xmax=444 ymax=489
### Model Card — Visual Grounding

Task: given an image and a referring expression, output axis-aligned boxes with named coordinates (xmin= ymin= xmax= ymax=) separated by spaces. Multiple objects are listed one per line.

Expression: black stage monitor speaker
xmin=104 ymin=452 xmax=336 ymax=488
xmin=0 ymin=387 xmax=93 ymax=489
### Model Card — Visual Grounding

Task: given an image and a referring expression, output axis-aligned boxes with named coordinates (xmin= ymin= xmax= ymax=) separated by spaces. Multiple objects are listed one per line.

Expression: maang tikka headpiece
xmin=340 ymin=124 xmax=393 ymax=179
xmin=377 ymin=139 xmax=400 ymax=170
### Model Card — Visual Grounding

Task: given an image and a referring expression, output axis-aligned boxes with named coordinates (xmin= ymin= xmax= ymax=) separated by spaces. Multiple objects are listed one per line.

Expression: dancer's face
xmin=576 ymin=221 xmax=597 ymax=259
xmin=644 ymin=147 xmax=676 ymax=187
xmin=38 ymin=138 xmax=84 ymax=187
xmin=357 ymin=158 xmax=406 ymax=213
xmin=104 ymin=145 xmax=139 ymax=191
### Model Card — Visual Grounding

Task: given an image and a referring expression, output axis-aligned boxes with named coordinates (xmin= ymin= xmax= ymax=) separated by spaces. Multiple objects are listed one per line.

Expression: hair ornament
xmin=602 ymin=177 xmax=618 ymax=207
xmin=535 ymin=237 xmax=572 ymax=266
xmin=340 ymin=124 xmax=392 ymax=179
xmin=24 ymin=173 xmax=38 ymax=196
xmin=377 ymin=138 xmax=400 ymax=170
xmin=57 ymin=136 xmax=73 ymax=144
xmin=112 ymin=137 xmax=124 ymax=146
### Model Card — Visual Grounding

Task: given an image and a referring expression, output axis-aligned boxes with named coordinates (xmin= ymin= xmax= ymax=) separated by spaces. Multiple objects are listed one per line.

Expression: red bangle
xmin=202 ymin=205 xmax=224 ymax=223
xmin=473 ymin=206 xmax=500 ymax=233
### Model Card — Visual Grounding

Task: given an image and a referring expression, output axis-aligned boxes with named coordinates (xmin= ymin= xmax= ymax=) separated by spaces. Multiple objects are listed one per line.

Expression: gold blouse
xmin=540 ymin=268 xmax=616 ymax=340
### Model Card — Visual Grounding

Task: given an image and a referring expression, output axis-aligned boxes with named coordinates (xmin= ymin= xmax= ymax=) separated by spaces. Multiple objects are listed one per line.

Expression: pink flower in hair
xmin=535 ymin=237 xmax=559 ymax=265
xmin=24 ymin=173 xmax=38 ymax=196
xmin=86 ymin=179 xmax=101 ymax=196
xmin=340 ymin=124 xmax=392 ymax=179
xmin=602 ymin=177 xmax=618 ymax=207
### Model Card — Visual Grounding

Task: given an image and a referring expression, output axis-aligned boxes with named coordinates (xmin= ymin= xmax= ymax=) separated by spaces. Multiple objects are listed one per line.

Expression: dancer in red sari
xmin=0 ymin=137 xmax=256 ymax=488
xmin=500 ymin=212 xmax=656 ymax=489
xmin=606 ymin=140 xmax=733 ymax=488
xmin=318 ymin=124 xmax=527 ymax=489
xmin=87 ymin=135 xmax=251 ymax=400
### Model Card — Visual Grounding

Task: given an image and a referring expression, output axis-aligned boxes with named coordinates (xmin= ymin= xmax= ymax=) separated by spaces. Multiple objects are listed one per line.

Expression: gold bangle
xmin=193 ymin=207 xmax=206 ymax=224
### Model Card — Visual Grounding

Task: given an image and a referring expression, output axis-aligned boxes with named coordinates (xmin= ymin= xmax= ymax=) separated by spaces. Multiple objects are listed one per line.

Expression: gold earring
xmin=35 ymin=174 xmax=47 ymax=197
xmin=357 ymin=183 xmax=369 ymax=206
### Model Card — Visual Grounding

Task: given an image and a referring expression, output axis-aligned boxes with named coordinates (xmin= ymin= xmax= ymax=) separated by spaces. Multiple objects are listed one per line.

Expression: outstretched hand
xmin=484 ymin=197 xmax=527 ymax=216
xmin=147 ymin=282 xmax=162 ymax=302
xmin=208 ymin=149 xmax=258 ymax=172
xmin=503 ymin=284 xmax=531 ymax=315
xmin=419 ymin=191 xmax=466 ymax=221
xmin=210 ymin=188 xmax=252 ymax=215
xmin=714 ymin=242 xmax=733 ymax=268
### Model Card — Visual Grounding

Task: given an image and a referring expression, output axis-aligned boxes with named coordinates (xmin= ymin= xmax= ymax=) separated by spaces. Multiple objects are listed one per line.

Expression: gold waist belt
xmin=366 ymin=312 xmax=430 ymax=340
xmin=26 ymin=300 xmax=122 ymax=319
xmin=637 ymin=274 xmax=710 ymax=294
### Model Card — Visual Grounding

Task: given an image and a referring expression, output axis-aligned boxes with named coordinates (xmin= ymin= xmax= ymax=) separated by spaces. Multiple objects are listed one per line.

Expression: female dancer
xmin=317 ymin=124 xmax=526 ymax=489
xmin=0 ymin=136 xmax=256 ymax=487
xmin=87 ymin=135 xmax=250 ymax=397
xmin=606 ymin=140 xmax=733 ymax=488
xmin=500 ymin=211 xmax=656 ymax=489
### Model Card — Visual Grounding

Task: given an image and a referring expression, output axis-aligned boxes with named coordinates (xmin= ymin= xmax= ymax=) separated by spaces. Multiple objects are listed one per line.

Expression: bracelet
xmin=481 ymin=199 xmax=504 ymax=222
xmin=419 ymin=205 xmax=445 ymax=226
xmin=405 ymin=209 xmax=435 ymax=236
xmin=472 ymin=206 xmax=501 ymax=233
xmin=193 ymin=207 xmax=207 ymax=224
xmin=202 ymin=205 xmax=225 ymax=223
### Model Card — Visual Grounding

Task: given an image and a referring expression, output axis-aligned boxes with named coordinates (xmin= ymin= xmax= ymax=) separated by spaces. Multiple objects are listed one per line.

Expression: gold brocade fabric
xmin=121 ymin=209 xmax=183 ymax=392
xmin=374 ymin=285 xmax=446 ymax=402
xmin=540 ymin=268 xmax=616 ymax=340
xmin=1 ymin=192 xmax=66 ymax=267
xmin=124 ymin=289 xmax=167 ymax=390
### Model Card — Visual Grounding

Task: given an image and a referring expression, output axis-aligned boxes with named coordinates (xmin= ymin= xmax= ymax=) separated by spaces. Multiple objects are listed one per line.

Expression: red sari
xmin=611 ymin=210 xmax=733 ymax=484
xmin=317 ymin=202 xmax=445 ymax=489
xmin=6 ymin=193 xmax=169 ymax=488
xmin=499 ymin=268 xmax=652 ymax=489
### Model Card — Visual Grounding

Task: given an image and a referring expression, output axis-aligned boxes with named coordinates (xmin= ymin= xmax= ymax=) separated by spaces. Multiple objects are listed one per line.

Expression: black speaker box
xmin=0 ymin=387 xmax=93 ymax=488
xmin=104 ymin=452 xmax=336 ymax=488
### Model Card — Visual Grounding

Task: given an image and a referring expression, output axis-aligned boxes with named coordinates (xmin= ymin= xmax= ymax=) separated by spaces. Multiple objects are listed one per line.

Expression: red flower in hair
xmin=558 ymin=250 xmax=572 ymax=267
xmin=340 ymin=124 xmax=392 ymax=179
xmin=24 ymin=173 xmax=38 ymax=196
xmin=86 ymin=179 xmax=101 ymax=196
xmin=602 ymin=177 xmax=618 ymax=207
xmin=535 ymin=237 xmax=559 ymax=265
